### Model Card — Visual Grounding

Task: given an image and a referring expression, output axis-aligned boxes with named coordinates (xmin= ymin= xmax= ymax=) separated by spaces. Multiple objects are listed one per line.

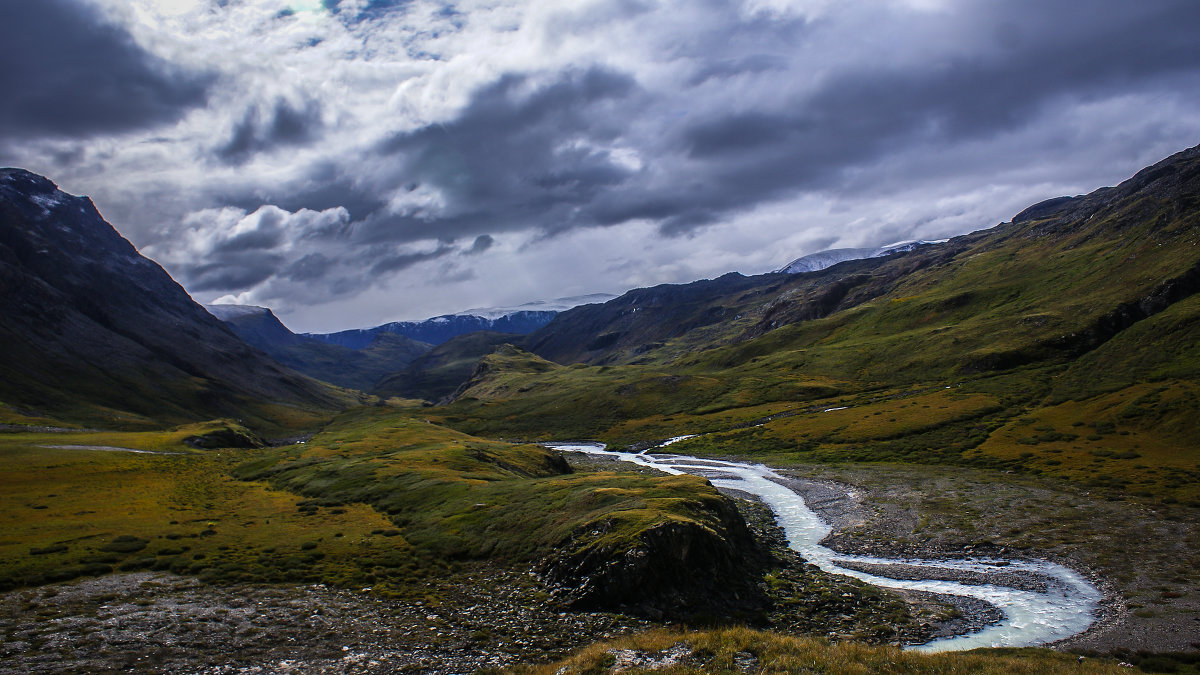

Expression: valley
xmin=3 ymin=145 xmax=1200 ymax=673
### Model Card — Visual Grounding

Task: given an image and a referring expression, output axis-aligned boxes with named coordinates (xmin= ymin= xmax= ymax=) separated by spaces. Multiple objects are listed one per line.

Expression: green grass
xmin=0 ymin=406 xmax=764 ymax=601
xmin=0 ymin=427 xmax=408 ymax=594
xmin=234 ymin=406 xmax=746 ymax=566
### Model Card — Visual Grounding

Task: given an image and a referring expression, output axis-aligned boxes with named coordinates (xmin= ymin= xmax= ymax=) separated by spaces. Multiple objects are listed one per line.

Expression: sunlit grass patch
xmin=0 ymin=430 xmax=414 ymax=593
xmin=235 ymin=408 xmax=741 ymax=566
xmin=760 ymin=389 xmax=1001 ymax=444
xmin=971 ymin=381 xmax=1200 ymax=502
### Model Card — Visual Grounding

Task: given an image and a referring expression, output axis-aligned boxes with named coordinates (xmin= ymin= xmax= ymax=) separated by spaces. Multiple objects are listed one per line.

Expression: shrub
xmin=100 ymin=536 xmax=149 ymax=553
xmin=29 ymin=545 xmax=68 ymax=556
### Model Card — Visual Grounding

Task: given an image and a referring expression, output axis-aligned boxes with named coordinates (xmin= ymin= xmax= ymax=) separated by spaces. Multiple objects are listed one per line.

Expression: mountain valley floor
xmin=3 ymin=448 xmax=1196 ymax=673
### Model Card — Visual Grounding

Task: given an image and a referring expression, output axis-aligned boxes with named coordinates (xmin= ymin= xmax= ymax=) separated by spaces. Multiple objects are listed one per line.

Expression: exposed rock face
xmin=0 ymin=168 xmax=345 ymax=427
xmin=537 ymin=497 xmax=768 ymax=621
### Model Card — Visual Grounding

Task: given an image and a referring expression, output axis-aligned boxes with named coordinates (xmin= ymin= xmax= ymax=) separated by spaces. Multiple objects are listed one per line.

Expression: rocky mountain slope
xmin=0 ymin=169 xmax=350 ymax=431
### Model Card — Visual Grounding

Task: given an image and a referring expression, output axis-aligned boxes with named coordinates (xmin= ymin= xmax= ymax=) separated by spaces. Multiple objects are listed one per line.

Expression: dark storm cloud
xmin=219 ymin=163 xmax=386 ymax=223
xmin=283 ymin=253 xmax=336 ymax=282
xmin=466 ymin=234 xmax=494 ymax=255
xmin=369 ymin=244 xmax=455 ymax=276
xmin=686 ymin=54 xmax=789 ymax=87
xmin=363 ymin=67 xmax=639 ymax=242
xmin=0 ymin=0 xmax=211 ymax=139
xmin=217 ymin=99 xmax=324 ymax=163
xmin=653 ymin=0 xmax=1200 ymax=232
xmin=18 ymin=0 xmax=1200 ymax=329
xmin=209 ymin=209 xmax=287 ymax=254
xmin=334 ymin=0 xmax=1200 ymax=249
xmin=185 ymin=253 xmax=286 ymax=293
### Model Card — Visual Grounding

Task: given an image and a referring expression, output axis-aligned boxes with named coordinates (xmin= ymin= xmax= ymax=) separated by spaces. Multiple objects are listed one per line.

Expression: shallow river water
xmin=546 ymin=441 xmax=1101 ymax=652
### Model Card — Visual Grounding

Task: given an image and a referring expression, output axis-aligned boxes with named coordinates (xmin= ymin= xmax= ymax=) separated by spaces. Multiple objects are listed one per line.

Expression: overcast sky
xmin=3 ymin=0 xmax=1199 ymax=332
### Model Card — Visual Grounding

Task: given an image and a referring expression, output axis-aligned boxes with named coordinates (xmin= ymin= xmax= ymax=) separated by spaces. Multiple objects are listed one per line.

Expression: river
xmin=545 ymin=441 xmax=1102 ymax=652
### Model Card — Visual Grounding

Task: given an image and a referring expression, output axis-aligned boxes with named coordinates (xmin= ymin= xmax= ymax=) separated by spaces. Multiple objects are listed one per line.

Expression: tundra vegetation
xmin=4 ymin=149 xmax=1200 ymax=671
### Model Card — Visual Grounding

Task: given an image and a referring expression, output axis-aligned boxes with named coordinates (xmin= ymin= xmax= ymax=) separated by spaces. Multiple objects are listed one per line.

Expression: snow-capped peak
xmin=451 ymin=293 xmax=617 ymax=320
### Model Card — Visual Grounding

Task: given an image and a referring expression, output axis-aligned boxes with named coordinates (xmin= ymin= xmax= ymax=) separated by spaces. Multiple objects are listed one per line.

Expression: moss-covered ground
xmin=0 ymin=408 xmax=757 ymax=603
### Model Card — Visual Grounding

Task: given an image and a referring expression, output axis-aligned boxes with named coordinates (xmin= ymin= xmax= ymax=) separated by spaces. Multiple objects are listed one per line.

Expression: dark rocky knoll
xmin=538 ymin=494 xmax=769 ymax=621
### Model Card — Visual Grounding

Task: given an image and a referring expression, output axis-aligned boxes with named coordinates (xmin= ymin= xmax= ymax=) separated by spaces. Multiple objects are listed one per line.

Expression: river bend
xmin=546 ymin=441 xmax=1101 ymax=652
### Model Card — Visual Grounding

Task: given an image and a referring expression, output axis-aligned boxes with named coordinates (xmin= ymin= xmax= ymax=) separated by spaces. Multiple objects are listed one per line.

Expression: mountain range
xmin=7 ymin=142 xmax=1198 ymax=431
xmin=206 ymin=304 xmax=432 ymax=392
xmin=301 ymin=294 xmax=615 ymax=348
xmin=206 ymin=294 xmax=615 ymax=391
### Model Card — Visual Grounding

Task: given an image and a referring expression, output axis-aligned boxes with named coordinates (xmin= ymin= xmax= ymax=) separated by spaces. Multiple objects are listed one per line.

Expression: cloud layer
xmin=3 ymin=0 xmax=1199 ymax=331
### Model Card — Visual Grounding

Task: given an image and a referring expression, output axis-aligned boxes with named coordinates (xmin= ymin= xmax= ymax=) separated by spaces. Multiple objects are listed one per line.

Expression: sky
xmin=2 ymin=0 xmax=1200 ymax=333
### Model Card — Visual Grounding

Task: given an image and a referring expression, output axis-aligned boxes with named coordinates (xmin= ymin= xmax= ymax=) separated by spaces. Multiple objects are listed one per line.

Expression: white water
xmin=547 ymin=442 xmax=1101 ymax=652
xmin=39 ymin=444 xmax=183 ymax=455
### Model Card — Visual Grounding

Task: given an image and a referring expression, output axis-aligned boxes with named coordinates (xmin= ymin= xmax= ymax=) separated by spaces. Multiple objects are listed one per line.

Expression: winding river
xmin=546 ymin=440 xmax=1102 ymax=652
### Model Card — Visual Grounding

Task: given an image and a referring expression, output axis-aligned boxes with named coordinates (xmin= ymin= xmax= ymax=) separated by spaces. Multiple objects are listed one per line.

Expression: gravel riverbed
xmin=0 ymin=567 xmax=654 ymax=674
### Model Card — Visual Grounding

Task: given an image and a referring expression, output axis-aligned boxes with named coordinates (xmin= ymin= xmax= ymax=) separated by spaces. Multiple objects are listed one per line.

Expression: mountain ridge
xmin=0 ymin=168 xmax=351 ymax=431
xmin=433 ymin=142 xmax=1200 ymax=449
xmin=207 ymin=303 xmax=432 ymax=391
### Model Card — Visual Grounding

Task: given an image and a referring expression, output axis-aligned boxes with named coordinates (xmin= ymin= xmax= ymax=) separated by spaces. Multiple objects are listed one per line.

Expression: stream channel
xmin=545 ymin=439 xmax=1102 ymax=652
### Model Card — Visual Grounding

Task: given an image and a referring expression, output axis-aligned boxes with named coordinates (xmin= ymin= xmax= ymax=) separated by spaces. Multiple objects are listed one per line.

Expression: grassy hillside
xmin=374 ymin=331 xmax=523 ymax=402
xmin=427 ymin=145 xmax=1200 ymax=506
xmin=0 ymin=408 xmax=772 ymax=614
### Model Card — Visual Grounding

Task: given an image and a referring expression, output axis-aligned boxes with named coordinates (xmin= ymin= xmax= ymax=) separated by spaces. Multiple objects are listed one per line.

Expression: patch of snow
xmin=30 ymin=192 xmax=65 ymax=215
xmin=775 ymin=247 xmax=877 ymax=274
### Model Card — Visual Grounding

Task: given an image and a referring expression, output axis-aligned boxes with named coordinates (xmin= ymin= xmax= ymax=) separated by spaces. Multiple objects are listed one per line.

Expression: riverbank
xmin=564 ymin=449 xmax=1146 ymax=653
xmin=766 ymin=463 xmax=1200 ymax=655
xmin=565 ymin=450 xmax=1022 ymax=648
